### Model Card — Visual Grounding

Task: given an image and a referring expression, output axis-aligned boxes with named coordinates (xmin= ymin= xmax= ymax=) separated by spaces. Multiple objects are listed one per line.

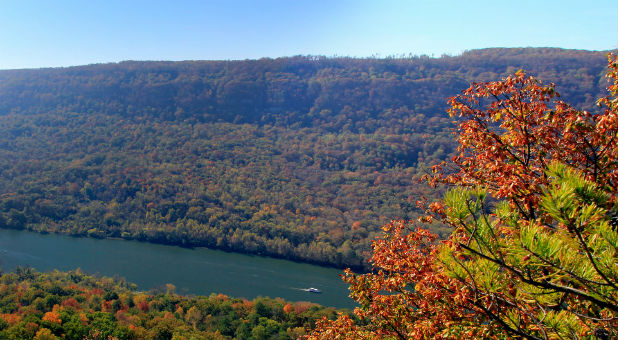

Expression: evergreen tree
xmin=308 ymin=54 xmax=618 ymax=339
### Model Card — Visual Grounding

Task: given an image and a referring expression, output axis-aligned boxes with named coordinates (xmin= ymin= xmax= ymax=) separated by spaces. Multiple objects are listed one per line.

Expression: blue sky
xmin=0 ymin=0 xmax=616 ymax=69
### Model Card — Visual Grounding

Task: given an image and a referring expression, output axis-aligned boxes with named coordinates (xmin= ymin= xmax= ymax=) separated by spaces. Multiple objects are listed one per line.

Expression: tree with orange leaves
xmin=309 ymin=221 xmax=504 ymax=340
xmin=436 ymin=58 xmax=618 ymax=219
xmin=308 ymin=54 xmax=618 ymax=340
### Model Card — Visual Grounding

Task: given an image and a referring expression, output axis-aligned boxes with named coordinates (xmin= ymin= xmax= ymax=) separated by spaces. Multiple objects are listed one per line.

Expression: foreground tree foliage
xmin=308 ymin=54 xmax=618 ymax=339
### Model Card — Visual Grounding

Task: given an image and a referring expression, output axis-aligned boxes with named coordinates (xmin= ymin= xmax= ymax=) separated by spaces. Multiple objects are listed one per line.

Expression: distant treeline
xmin=0 ymin=48 xmax=607 ymax=129
xmin=0 ymin=48 xmax=610 ymax=269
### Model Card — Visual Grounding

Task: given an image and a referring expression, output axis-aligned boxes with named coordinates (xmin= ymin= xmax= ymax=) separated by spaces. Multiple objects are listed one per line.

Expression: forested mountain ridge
xmin=0 ymin=48 xmax=609 ymax=269
xmin=0 ymin=48 xmax=606 ymax=125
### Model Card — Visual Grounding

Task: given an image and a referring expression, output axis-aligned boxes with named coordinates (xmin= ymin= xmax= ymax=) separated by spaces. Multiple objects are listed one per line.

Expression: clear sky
xmin=0 ymin=0 xmax=616 ymax=70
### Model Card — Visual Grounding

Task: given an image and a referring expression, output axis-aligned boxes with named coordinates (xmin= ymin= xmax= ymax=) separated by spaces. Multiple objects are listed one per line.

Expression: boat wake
xmin=291 ymin=287 xmax=323 ymax=293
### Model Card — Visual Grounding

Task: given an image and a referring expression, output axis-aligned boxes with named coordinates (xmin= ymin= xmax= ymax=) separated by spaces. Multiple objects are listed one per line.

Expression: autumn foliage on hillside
xmin=0 ymin=49 xmax=608 ymax=270
xmin=0 ymin=269 xmax=341 ymax=340
xmin=308 ymin=54 xmax=618 ymax=339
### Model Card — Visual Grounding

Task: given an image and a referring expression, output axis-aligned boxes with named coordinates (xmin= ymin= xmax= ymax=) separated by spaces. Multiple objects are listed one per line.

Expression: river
xmin=0 ymin=228 xmax=356 ymax=309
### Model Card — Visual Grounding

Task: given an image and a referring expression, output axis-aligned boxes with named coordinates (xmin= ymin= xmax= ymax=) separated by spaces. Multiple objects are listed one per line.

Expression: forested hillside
xmin=0 ymin=48 xmax=609 ymax=269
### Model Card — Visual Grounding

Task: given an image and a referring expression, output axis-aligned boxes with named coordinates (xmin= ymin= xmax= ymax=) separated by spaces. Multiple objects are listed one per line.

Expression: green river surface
xmin=0 ymin=228 xmax=355 ymax=309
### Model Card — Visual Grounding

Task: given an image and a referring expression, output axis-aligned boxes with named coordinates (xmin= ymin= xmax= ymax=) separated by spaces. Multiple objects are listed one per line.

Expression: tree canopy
xmin=308 ymin=54 xmax=618 ymax=339
xmin=0 ymin=48 xmax=609 ymax=269
xmin=0 ymin=268 xmax=343 ymax=340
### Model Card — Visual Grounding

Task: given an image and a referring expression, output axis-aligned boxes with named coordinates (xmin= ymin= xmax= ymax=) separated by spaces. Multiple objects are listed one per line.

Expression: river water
xmin=0 ymin=228 xmax=356 ymax=309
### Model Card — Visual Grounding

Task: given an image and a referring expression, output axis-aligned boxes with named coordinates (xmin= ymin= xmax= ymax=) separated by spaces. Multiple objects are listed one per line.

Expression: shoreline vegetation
xmin=0 ymin=268 xmax=344 ymax=340
xmin=0 ymin=227 xmax=355 ymax=309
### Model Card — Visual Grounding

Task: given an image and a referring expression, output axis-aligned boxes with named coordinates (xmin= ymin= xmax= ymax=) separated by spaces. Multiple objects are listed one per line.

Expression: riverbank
xmin=0 ymin=269 xmax=344 ymax=339
xmin=0 ymin=228 xmax=356 ymax=309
